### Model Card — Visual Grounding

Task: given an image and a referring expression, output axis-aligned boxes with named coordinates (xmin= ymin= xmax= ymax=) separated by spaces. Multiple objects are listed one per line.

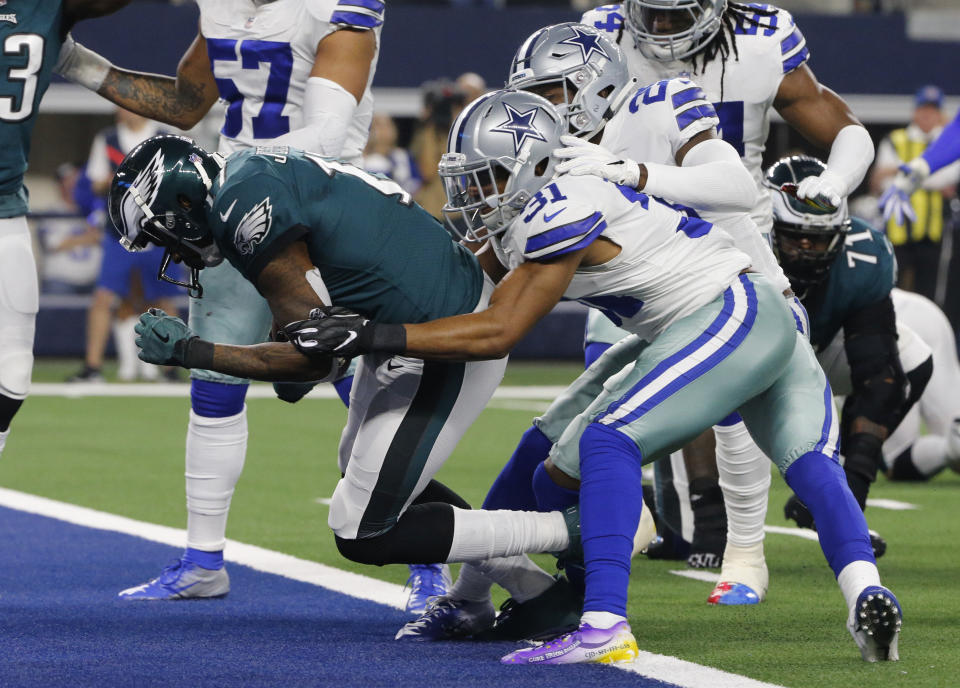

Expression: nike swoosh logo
xmin=386 ymin=360 xmax=403 ymax=371
xmin=335 ymin=331 xmax=358 ymax=351
xmin=543 ymin=207 xmax=566 ymax=222
xmin=220 ymin=199 xmax=238 ymax=222
xmin=157 ymin=332 xmax=170 ymax=343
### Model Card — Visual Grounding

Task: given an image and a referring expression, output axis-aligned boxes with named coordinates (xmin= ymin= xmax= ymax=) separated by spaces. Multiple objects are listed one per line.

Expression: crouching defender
xmin=108 ymin=135 xmax=585 ymax=606
xmin=282 ymin=90 xmax=902 ymax=664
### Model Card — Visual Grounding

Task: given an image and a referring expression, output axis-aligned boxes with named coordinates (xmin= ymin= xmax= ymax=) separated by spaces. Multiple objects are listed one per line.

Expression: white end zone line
xmin=0 ymin=487 xmax=786 ymax=688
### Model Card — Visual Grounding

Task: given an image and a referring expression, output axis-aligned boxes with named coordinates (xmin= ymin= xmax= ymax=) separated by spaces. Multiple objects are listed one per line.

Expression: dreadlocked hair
xmin=692 ymin=2 xmax=780 ymax=101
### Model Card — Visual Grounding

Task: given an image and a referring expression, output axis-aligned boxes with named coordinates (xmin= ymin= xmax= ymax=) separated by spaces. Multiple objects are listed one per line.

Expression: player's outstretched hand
xmin=794 ymin=169 xmax=844 ymax=212
xmin=135 ymin=308 xmax=198 ymax=366
xmin=554 ymin=134 xmax=641 ymax=188
xmin=879 ymin=160 xmax=929 ymax=225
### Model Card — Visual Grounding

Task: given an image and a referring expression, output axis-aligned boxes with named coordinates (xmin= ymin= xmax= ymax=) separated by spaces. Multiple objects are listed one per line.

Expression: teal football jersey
xmin=0 ymin=0 xmax=66 ymax=217
xmin=804 ymin=217 xmax=897 ymax=351
xmin=207 ymin=148 xmax=483 ymax=324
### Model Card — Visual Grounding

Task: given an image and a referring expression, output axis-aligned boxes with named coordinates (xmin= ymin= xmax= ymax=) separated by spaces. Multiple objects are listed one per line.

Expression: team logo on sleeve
xmin=234 ymin=198 xmax=273 ymax=255
xmin=491 ymin=103 xmax=548 ymax=155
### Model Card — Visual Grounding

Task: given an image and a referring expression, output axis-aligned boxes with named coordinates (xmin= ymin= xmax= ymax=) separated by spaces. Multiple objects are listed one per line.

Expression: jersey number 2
xmin=207 ymin=38 xmax=293 ymax=139
xmin=0 ymin=34 xmax=44 ymax=122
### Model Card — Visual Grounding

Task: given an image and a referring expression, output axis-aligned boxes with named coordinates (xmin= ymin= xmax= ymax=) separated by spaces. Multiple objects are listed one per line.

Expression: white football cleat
xmin=118 ymin=560 xmax=230 ymax=600
xmin=708 ymin=542 xmax=768 ymax=605
xmin=847 ymin=585 xmax=902 ymax=662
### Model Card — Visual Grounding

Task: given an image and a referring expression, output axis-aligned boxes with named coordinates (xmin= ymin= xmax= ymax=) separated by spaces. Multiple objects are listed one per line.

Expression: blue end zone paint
xmin=0 ymin=506 xmax=678 ymax=687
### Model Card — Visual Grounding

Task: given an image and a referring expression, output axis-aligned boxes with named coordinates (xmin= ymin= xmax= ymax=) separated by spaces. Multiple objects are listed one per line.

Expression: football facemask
xmin=624 ymin=0 xmax=726 ymax=62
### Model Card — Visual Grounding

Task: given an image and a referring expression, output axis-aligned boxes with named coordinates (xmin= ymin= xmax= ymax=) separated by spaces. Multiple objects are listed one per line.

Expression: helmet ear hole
xmin=534 ymin=158 xmax=549 ymax=177
xmin=177 ymin=194 xmax=193 ymax=210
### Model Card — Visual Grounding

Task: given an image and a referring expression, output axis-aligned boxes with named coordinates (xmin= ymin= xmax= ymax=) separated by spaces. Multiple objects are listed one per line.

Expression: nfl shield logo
xmin=244 ymin=15 xmax=255 ymax=28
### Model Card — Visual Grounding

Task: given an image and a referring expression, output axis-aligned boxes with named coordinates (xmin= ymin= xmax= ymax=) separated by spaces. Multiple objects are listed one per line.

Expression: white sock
xmin=909 ymin=435 xmax=948 ymax=476
xmin=581 ymin=611 xmax=626 ymax=629
xmin=113 ymin=316 xmax=139 ymax=381
xmin=452 ymin=555 xmax=555 ymax=603
xmin=447 ymin=507 xmax=568 ymax=562
xmin=185 ymin=407 xmax=248 ymax=551
xmin=838 ymin=560 xmax=882 ymax=612
xmin=714 ymin=421 xmax=771 ymax=548
xmin=0 ymin=428 xmax=8 ymax=459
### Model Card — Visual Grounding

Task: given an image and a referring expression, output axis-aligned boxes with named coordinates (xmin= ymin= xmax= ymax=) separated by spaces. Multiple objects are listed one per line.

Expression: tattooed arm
xmin=58 ymin=24 xmax=219 ymax=130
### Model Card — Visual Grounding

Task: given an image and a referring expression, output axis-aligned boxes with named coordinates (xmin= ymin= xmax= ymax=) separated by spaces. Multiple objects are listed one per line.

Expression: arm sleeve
xmin=923 ymin=109 xmax=960 ymax=175
xmin=824 ymin=124 xmax=875 ymax=196
xmin=268 ymin=77 xmax=359 ymax=157
xmin=641 ymin=138 xmax=758 ymax=212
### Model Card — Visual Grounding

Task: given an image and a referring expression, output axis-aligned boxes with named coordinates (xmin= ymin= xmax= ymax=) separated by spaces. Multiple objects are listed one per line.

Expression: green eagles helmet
xmin=108 ymin=134 xmax=225 ymax=297
xmin=765 ymin=154 xmax=852 ymax=290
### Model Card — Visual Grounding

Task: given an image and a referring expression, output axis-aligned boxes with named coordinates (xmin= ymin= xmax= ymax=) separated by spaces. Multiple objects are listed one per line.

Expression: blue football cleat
xmin=395 ymin=596 xmax=495 ymax=641
xmin=118 ymin=559 xmax=230 ymax=600
xmin=847 ymin=585 xmax=902 ymax=662
xmin=403 ymin=563 xmax=451 ymax=615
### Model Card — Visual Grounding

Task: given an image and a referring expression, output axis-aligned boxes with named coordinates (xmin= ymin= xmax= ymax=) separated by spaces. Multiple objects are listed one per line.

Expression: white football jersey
xmin=601 ymin=77 xmax=790 ymax=293
xmin=494 ymin=174 xmax=750 ymax=342
xmin=584 ymin=3 xmax=809 ymax=233
xmin=199 ymin=0 xmax=382 ymax=162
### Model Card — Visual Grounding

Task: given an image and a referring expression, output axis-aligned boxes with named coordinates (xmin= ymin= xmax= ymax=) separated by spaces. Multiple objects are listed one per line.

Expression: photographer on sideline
xmin=410 ymin=78 xmax=467 ymax=217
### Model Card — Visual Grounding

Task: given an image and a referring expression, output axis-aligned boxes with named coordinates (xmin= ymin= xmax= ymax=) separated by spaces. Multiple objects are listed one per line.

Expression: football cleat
xmin=118 ymin=559 xmax=229 ymax=600
xmin=784 ymin=494 xmax=816 ymax=529
xmin=631 ymin=500 xmax=657 ymax=557
xmin=403 ymin=563 xmax=452 ymax=615
xmin=869 ymin=530 xmax=887 ymax=559
xmin=394 ymin=595 xmax=495 ymax=641
xmin=500 ymin=621 xmax=638 ymax=665
xmin=474 ymin=575 xmax=582 ymax=642
xmin=67 ymin=366 xmax=104 ymax=383
xmin=847 ymin=585 xmax=902 ymax=662
xmin=708 ymin=542 xmax=768 ymax=605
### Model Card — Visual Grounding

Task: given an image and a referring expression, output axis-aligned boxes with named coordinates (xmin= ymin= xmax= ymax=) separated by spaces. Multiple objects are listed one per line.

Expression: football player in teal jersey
xmin=0 ymin=0 xmax=129 ymax=459
xmin=108 ymin=135 xmax=583 ymax=604
xmin=766 ymin=155 xmax=933 ymax=538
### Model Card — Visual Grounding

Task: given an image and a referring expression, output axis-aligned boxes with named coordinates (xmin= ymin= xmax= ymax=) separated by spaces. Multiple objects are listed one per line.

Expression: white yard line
xmin=29 ymin=382 xmax=568 ymax=401
xmin=0 ymin=486 xmax=786 ymax=688
xmin=865 ymin=498 xmax=919 ymax=511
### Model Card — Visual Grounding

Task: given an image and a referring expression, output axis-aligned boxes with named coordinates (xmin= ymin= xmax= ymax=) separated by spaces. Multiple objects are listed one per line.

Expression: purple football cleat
xmin=500 ymin=621 xmax=638 ymax=665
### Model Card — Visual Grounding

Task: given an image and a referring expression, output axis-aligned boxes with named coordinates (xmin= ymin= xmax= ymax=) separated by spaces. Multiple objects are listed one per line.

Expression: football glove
xmin=554 ymin=135 xmax=642 ymax=188
xmin=283 ymin=307 xmax=406 ymax=358
xmin=135 ymin=308 xmax=211 ymax=368
xmin=794 ymin=168 xmax=845 ymax=211
xmin=878 ymin=158 xmax=929 ymax=225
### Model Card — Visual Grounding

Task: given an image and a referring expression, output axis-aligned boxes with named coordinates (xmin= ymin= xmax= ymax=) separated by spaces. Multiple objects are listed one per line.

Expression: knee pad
xmin=191 ymin=378 xmax=248 ymax=417
xmin=0 ymin=347 xmax=33 ymax=399
xmin=0 ymin=229 xmax=37 ymax=399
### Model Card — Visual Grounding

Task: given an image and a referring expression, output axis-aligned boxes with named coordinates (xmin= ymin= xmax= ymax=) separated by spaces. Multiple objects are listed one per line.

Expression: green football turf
xmin=4 ymin=359 xmax=959 ymax=687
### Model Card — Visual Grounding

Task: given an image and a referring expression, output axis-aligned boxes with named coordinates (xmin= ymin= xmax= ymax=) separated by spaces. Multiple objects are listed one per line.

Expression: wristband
xmin=359 ymin=323 xmax=407 ymax=354
xmin=174 ymin=337 xmax=215 ymax=370
xmin=55 ymin=33 xmax=113 ymax=92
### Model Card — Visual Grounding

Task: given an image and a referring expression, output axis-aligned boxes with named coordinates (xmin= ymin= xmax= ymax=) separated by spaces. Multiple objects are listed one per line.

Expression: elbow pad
xmin=270 ymin=76 xmax=358 ymax=157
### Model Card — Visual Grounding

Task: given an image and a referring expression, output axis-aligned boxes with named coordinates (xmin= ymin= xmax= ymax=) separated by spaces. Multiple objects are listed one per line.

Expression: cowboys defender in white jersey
xmin=450 ymin=23 xmax=791 ymax=622
xmin=293 ymin=89 xmax=901 ymax=665
xmin=575 ymin=0 xmax=875 ymax=598
xmin=52 ymin=0 xmax=464 ymax=609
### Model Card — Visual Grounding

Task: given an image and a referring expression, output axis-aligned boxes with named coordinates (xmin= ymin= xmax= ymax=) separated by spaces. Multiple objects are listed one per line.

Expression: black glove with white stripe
xmin=283 ymin=307 xmax=406 ymax=358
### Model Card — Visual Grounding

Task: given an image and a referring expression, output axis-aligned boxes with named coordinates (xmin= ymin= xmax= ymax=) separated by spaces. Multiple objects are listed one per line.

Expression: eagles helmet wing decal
xmin=119 ymin=148 xmax=165 ymax=240
xmin=234 ymin=197 xmax=273 ymax=255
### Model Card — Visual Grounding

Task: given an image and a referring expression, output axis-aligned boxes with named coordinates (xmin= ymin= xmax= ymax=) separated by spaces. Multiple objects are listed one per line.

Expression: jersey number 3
xmin=0 ymin=34 xmax=44 ymax=122
xmin=207 ymin=38 xmax=293 ymax=139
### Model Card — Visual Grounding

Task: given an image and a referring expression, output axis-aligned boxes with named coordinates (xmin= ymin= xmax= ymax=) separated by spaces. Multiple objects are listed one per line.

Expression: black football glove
xmin=283 ymin=306 xmax=406 ymax=358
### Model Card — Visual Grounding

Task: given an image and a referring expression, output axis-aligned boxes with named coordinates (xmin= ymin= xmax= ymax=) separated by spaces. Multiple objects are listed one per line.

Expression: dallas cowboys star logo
xmin=490 ymin=102 xmax=548 ymax=155
xmin=558 ymin=26 xmax=610 ymax=64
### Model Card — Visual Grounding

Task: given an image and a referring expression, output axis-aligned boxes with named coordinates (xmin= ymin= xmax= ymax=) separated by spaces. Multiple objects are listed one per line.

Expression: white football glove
xmin=878 ymin=158 xmax=930 ymax=226
xmin=554 ymin=134 xmax=641 ymax=189
xmin=794 ymin=168 xmax=845 ymax=211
